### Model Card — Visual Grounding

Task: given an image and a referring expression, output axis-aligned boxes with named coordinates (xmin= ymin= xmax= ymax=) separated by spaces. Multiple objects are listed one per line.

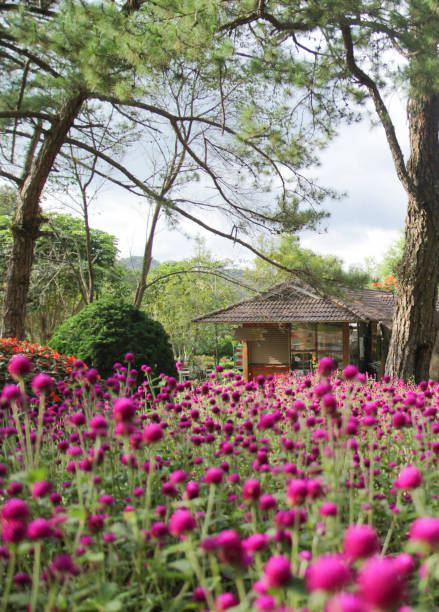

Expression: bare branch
xmin=0 ymin=168 xmax=22 ymax=185
xmin=144 ymin=267 xmax=259 ymax=293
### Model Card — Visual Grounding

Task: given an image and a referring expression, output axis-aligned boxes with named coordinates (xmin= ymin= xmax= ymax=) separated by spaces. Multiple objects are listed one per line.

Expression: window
xmin=290 ymin=323 xmax=345 ymax=372
xmin=291 ymin=324 xmax=317 ymax=372
xmin=317 ymin=323 xmax=343 ymax=369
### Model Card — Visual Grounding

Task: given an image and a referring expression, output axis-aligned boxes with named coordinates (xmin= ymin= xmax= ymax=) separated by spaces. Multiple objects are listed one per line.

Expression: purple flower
xmin=306 ymin=554 xmax=351 ymax=592
xmin=142 ymin=423 xmax=164 ymax=443
xmin=49 ymin=554 xmax=79 ymax=576
xmin=286 ymin=479 xmax=308 ymax=506
xmin=397 ymin=466 xmax=422 ymax=490
xmin=1 ymin=498 xmax=29 ymax=522
xmin=31 ymin=481 xmax=52 ymax=498
xmin=357 ymin=557 xmax=405 ymax=610
xmin=31 ymin=373 xmax=54 ymax=393
xmin=203 ymin=467 xmax=224 ymax=485
xmin=343 ymin=525 xmax=380 ymax=561
xmin=343 ymin=365 xmax=358 ymax=380
xmin=318 ymin=357 xmax=335 ymax=377
xmin=27 ymin=518 xmax=53 ymax=540
xmin=326 ymin=592 xmax=366 ymax=612
xmin=214 ymin=592 xmax=238 ymax=611
xmin=113 ymin=398 xmax=136 ymax=423
xmin=409 ymin=516 xmax=439 ymax=549
xmin=8 ymin=355 xmax=33 ymax=379
xmin=1 ymin=384 xmax=22 ymax=402
xmin=242 ymin=478 xmax=261 ymax=501
xmin=169 ymin=510 xmax=196 ymax=536
xmin=263 ymin=555 xmax=292 ymax=588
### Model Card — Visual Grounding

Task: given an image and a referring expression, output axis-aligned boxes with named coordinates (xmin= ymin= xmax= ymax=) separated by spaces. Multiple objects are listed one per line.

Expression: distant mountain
xmin=118 ymin=256 xmax=160 ymax=271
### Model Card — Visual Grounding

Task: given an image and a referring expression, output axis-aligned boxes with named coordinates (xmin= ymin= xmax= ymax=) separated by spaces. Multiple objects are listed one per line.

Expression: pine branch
xmin=340 ymin=23 xmax=413 ymax=195
xmin=0 ymin=40 xmax=60 ymax=78
xmin=0 ymin=111 xmax=54 ymax=121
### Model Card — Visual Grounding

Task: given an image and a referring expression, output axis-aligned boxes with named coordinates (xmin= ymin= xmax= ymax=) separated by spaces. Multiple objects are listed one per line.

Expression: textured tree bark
xmin=385 ymin=94 xmax=439 ymax=382
xmin=1 ymin=94 xmax=84 ymax=339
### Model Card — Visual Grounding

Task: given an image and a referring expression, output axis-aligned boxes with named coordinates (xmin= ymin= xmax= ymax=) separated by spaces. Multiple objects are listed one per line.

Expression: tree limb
xmin=340 ymin=23 xmax=413 ymax=195
xmin=144 ymin=267 xmax=259 ymax=293
xmin=0 ymin=168 xmax=22 ymax=185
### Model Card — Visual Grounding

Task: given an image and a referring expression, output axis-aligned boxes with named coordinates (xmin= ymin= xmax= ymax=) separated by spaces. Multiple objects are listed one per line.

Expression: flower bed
xmin=0 ymin=355 xmax=439 ymax=611
xmin=0 ymin=338 xmax=78 ymax=388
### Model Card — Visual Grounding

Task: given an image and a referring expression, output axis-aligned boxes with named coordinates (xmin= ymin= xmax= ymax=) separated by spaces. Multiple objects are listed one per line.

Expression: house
xmin=194 ymin=276 xmax=403 ymax=380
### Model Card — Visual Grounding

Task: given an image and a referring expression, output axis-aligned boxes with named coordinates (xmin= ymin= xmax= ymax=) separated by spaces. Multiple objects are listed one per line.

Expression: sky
xmin=46 ymin=95 xmax=409 ymax=272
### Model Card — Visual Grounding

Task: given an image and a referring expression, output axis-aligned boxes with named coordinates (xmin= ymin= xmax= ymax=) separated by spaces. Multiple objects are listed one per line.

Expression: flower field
xmin=1 ymin=355 xmax=439 ymax=611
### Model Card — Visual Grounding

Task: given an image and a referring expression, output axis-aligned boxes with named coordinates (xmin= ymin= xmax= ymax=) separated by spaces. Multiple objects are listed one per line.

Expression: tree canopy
xmin=0 ymin=186 xmax=120 ymax=344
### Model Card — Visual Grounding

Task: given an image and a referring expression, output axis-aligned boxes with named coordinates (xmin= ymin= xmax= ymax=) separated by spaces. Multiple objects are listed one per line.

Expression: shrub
xmin=50 ymin=298 xmax=177 ymax=379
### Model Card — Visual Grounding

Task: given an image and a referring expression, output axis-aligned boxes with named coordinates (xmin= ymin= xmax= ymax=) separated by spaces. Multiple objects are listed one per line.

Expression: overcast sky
xmin=47 ymin=94 xmax=409 ymax=271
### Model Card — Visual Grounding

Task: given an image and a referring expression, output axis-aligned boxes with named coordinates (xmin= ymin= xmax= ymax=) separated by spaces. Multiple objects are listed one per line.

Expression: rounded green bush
xmin=50 ymin=298 xmax=177 ymax=379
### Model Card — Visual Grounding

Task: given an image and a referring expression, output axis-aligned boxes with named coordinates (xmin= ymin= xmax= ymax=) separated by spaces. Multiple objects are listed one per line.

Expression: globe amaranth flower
xmin=409 ymin=516 xmax=439 ymax=550
xmin=31 ymin=373 xmax=54 ymax=393
xmin=217 ymin=530 xmax=248 ymax=567
xmin=31 ymin=480 xmax=53 ymax=498
xmin=396 ymin=466 xmax=422 ymax=490
xmin=214 ymin=592 xmax=239 ymax=611
xmin=263 ymin=555 xmax=292 ymax=588
xmin=8 ymin=355 xmax=33 ymax=379
xmin=342 ymin=524 xmax=380 ymax=561
xmin=142 ymin=423 xmax=164 ymax=443
xmin=242 ymin=478 xmax=261 ymax=501
xmin=169 ymin=509 xmax=196 ymax=536
xmin=286 ymin=479 xmax=308 ymax=506
xmin=320 ymin=502 xmax=338 ymax=517
xmin=318 ymin=357 xmax=335 ymax=377
xmin=306 ymin=554 xmax=351 ymax=592
xmin=325 ymin=592 xmax=366 ymax=612
xmin=27 ymin=518 xmax=53 ymax=540
xmin=113 ymin=398 xmax=136 ymax=423
xmin=1 ymin=498 xmax=30 ymax=522
xmin=356 ymin=556 xmax=405 ymax=610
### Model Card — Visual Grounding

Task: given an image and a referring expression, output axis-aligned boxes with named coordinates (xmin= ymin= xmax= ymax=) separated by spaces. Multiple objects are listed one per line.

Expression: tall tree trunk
xmin=133 ymin=200 xmax=162 ymax=308
xmin=1 ymin=94 xmax=84 ymax=339
xmin=385 ymin=94 xmax=439 ymax=382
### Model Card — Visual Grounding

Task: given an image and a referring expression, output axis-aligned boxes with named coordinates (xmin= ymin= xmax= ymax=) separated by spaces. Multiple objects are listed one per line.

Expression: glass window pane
xmin=291 ymin=324 xmax=317 ymax=350
xmin=317 ymin=323 xmax=343 ymax=352
xmin=291 ymin=351 xmax=316 ymax=373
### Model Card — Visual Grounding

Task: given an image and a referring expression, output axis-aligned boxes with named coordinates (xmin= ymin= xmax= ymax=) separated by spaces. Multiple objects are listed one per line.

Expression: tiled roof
xmin=194 ymin=277 xmax=397 ymax=324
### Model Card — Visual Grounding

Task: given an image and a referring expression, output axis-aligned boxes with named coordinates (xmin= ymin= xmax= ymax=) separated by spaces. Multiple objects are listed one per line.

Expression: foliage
xmin=142 ymin=247 xmax=247 ymax=362
xmin=1 ymin=359 xmax=439 ymax=609
xmin=244 ymin=234 xmax=371 ymax=292
xmin=50 ymin=298 xmax=177 ymax=379
xmin=375 ymin=232 xmax=405 ymax=280
xmin=0 ymin=187 xmax=121 ymax=345
xmin=0 ymin=337 xmax=77 ymax=387
xmin=372 ymin=275 xmax=399 ymax=294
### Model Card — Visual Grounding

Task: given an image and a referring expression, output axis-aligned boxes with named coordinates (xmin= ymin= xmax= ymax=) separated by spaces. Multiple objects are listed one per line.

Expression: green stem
xmin=11 ymin=401 xmax=27 ymax=466
xmin=186 ymin=536 xmax=214 ymax=611
xmin=0 ymin=548 xmax=16 ymax=612
xmin=235 ymin=574 xmax=246 ymax=603
xmin=201 ymin=484 xmax=215 ymax=540
xmin=291 ymin=511 xmax=300 ymax=573
xmin=144 ymin=454 xmax=156 ymax=529
xmin=30 ymin=542 xmax=41 ymax=612
xmin=34 ymin=394 xmax=46 ymax=468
